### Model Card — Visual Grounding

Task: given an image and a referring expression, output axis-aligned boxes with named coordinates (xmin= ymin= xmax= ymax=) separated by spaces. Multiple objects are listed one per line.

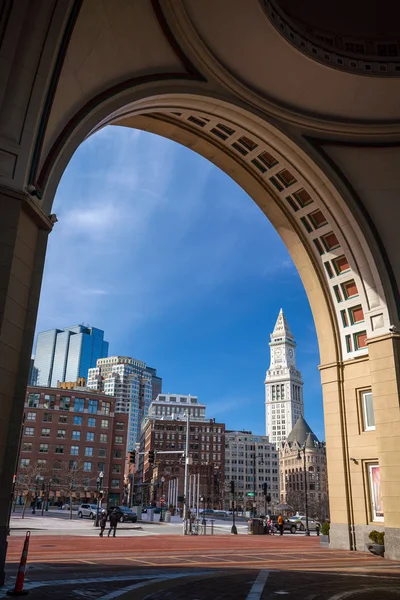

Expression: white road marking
xmin=0 ymin=573 xmax=206 ymax=599
xmin=246 ymin=570 xmax=270 ymax=599
xmin=99 ymin=573 xmax=197 ymax=599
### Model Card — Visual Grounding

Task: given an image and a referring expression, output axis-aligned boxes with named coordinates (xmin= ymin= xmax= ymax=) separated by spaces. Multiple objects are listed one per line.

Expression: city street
xmin=9 ymin=510 xmax=251 ymax=537
xmin=2 ymin=516 xmax=400 ymax=599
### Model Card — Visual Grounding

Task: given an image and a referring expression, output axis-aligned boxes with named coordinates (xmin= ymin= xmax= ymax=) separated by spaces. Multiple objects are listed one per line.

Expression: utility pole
xmin=183 ymin=411 xmax=190 ymax=535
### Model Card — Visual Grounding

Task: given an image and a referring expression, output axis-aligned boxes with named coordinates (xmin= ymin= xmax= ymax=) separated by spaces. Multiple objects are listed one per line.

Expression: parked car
xmin=108 ymin=506 xmax=137 ymax=523
xmin=77 ymin=503 xmax=100 ymax=519
xmin=287 ymin=517 xmax=321 ymax=533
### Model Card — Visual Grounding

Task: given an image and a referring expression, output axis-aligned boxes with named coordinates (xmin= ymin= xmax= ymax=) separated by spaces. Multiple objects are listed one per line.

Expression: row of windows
xmin=27 ymin=414 xmax=110 ymax=428
xmin=24 ymin=419 xmax=112 ymax=435
xmin=24 ymin=426 xmax=110 ymax=443
xmin=27 ymin=394 xmax=111 ymax=414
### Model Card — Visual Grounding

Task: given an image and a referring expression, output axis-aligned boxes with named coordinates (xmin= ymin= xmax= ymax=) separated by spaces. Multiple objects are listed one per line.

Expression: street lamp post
xmin=297 ymin=446 xmax=310 ymax=536
xmin=159 ymin=476 xmax=165 ymax=522
xmin=94 ymin=471 xmax=104 ymax=527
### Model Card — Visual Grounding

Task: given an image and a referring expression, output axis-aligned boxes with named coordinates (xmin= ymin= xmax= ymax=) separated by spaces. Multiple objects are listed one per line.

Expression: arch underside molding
xmin=42 ymin=93 xmax=391 ymax=366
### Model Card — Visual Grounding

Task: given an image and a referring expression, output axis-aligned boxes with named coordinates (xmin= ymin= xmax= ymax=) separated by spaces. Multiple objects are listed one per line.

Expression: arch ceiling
xmin=1 ymin=0 xmax=398 ymax=362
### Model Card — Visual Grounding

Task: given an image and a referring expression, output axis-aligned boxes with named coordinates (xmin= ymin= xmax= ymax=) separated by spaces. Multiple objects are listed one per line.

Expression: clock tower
xmin=265 ymin=309 xmax=304 ymax=445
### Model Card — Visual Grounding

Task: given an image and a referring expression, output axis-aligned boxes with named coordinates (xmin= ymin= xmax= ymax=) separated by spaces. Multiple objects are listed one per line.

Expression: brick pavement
xmin=3 ymin=534 xmax=400 ymax=599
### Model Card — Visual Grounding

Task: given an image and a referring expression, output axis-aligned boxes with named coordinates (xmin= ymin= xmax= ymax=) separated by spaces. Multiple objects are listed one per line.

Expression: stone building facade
xmin=137 ymin=416 xmax=225 ymax=510
xmin=17 ymin=386 xmax=128 ymax=507
xmin=279 ymin=416 xmax=329 ymax=521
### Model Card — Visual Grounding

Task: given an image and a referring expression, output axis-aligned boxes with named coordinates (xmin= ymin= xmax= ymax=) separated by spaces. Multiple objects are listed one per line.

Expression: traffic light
xmin=230 ymin=480 xmax=235 ymax=494
xmin=263 ymin=482 xmax=267 ymax=496
xmin=266 ymin=495 xmax=271 ymax=503
xmin=148 ymin=449 xmax=155 ymax=464
xmin=129 ymin=450 xmax=136 ymax=464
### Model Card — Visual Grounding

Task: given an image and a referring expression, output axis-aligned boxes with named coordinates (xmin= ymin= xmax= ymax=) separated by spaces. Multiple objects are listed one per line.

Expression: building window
xmin=102 ymin=402 xmax=111 ymax=416
xmin=116 ymin=421 xmax=124 ymax=430
xmin=59 ymin=415 xmax=68 ymax=424
xmin=43 ymin=394 xmax=56 ymax=409
xmin=88 ymin=417 xmax=96 ymax=427
xmin=22 ymin=442 xmax=32 ymax=452
xmin=99 ymin=448 xmax=106 ymax=458
xmin=74 ymin=398 xmax=85 ymax=412
xmin=368 ymin=464 xmax=384 ymax=521
xmin=26 ymin=412 xmax=36 ymax=421
xmin=361 ymin=391 xmax=375 ymax=431
xmin=70 ymin=446 xmax=79 ymax=455
xmin=25 ymin=427 xmax=34 ymax=436
xmin=39 ymin=444 xmax=49 ymax=453
xmin=73 ymin=416 xmax=82 ymax=426
xmin=85 ymin=447 xmax=93 ymax=457
xmin=43 ymin=413 xmax=52 ymax=423
xmin=20 ymin=458 xmax=30 ymax=467
xmin=57 ymin=429 xmax=66 ymax=439
xmin=101 ymin=420 xmax=109 ymax=429
xmin=41 ymin=428 xmax=50 ymax=437
xmin=83 ymin=462 xmax=92 ymax=472
xmin=112 ymin=464 xmax=121 ymax=474
xmin=113 ymin=450 xmax=122 ymax=459
xmin=100 ymin=434 xmax=108 ymax=443
xmin=27 ymin=393 xmax=40 ymax=408
xmin=72 ymin=430 xmax=81 ymax=440
xmin=55 ymin=445 xmax=64 ymax=454
xmin=88 ymin=399 xmax=98 ymax=414
xmin=53 ymin=460 xmax=62 ymax=470
xmin=111 ymin=479 xmax=120 ymax=488
xmin=86 ymin=432 xmax=95 ymax=442
xmin=114 ymin=436 xmax=123 ymax=444
xmin=60 ymin=396 xmax=71 ymax=411
xmin=98 ymin=462 xmax=105 ymax=471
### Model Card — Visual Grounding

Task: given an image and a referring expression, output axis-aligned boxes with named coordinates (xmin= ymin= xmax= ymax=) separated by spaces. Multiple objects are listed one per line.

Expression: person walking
xmin=99 ymin=510 xmax=107 ymax=537
xmin=277 ymin=514 xmax=285 ymax=536
xmin=108 ymin=509 xmax=119 ymax=538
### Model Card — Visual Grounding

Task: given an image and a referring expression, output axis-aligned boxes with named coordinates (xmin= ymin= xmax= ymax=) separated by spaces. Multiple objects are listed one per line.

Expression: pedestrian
xmin=268 ymin=518 xmax=275 ymax=535
xmin=108 ymin=509 xmax=119 ymax=538
xmin=99 ymin=510 xmax=107 ymax=537
xmin=316 ymin=522 xmax=320 ymax=536
xmin=277 ymin=514 xmax=285 ymax=536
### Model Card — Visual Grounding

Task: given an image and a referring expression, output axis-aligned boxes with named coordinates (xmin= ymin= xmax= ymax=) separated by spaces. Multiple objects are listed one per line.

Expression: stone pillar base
xmin=384 ymin=528 xmax=400 ymax=561
xmin=329 ymin=523 xmax=352 ymax=551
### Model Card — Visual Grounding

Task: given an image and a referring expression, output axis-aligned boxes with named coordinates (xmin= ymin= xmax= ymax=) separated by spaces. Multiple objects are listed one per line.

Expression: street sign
xmin=247 ymin=492 xmax=255 ymax=497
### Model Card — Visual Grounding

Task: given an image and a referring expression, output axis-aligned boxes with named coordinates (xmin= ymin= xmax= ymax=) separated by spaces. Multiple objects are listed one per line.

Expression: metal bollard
xmin=202 ymin=518 xmax=207 ymax=535
xmin=210 ymin=519 xmax=215 ymax=535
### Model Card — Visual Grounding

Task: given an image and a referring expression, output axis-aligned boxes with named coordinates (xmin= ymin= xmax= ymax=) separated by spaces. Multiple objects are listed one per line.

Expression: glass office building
xmin=33 ymin=325 xmax=109 ymax=387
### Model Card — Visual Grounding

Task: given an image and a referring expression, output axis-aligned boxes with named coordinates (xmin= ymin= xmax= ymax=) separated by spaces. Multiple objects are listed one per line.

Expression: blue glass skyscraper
xmin=33 ymin=325 xmax=109 ymax=387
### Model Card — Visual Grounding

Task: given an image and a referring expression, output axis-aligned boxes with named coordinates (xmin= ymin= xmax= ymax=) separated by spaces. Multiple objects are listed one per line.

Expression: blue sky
xmin=35 ymin=126 xmax=325 ymax=440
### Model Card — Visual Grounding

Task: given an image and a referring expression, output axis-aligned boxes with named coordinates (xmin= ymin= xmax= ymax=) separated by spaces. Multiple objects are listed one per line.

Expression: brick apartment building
xmin=137 ymin=417 xmax=225 ymax=510
xmin=16 ymin=386 xmax=128 ymax=507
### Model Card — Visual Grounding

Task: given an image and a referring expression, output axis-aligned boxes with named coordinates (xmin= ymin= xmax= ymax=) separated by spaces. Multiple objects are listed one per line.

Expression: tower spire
xmin=265 ymin=309 xmax=304 ymax=445
xmin=271 ymin=308 xmax=295 ymax=342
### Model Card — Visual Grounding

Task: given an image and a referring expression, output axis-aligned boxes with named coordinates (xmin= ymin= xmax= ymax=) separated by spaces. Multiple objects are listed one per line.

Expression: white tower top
xmin=265 ymin=309 xmax=304 ymax=445
xmin=271 ymin=308 xmax=295 ymax=342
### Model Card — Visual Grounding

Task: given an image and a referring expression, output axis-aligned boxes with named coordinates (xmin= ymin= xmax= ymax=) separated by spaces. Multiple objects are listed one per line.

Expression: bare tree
xmin=15 ymin=463 xmax=47 ymax=518
xmin=57 ymin=460 xmax=90 ymax=519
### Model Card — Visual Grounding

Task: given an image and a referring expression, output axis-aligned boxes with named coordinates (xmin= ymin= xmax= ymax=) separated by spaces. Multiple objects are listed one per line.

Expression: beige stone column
xmin=0 ymin=187 xmax=52 ymax=584
xmin=319 ymin=361 xmax=355 ymax=550
xmin=368 ymin=334 xmax=400 ymax=561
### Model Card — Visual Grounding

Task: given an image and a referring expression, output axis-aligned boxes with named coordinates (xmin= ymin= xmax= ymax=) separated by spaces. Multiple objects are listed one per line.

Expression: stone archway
xmin=1 ymin=2 xmax=400 ymax=583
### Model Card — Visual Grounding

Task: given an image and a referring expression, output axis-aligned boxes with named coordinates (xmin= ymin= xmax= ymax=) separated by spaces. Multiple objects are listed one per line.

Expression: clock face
xmin=275 ymin=349 xmax=281 ymax=357
xmin=288 ymin=349 xmax=294 ymax=358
